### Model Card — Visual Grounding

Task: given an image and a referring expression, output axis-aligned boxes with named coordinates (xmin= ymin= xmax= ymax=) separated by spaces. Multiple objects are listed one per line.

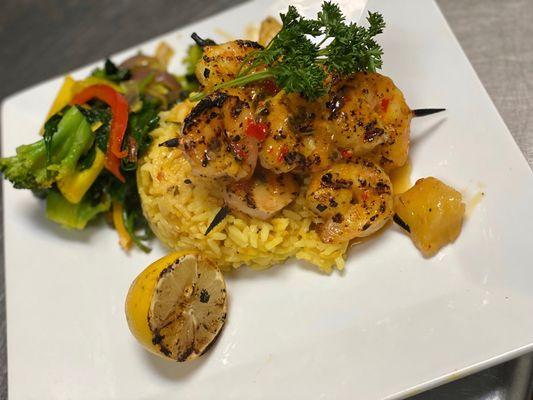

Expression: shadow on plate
xmin=141 ymin=344 xmax=213 ymax=380
xmin=410 ymin=118 xmax=447 ymax=149
xmin=224 ymin=262 xmax=289 ymax=282
xmin=21 ymin=201 xmax=101 ymax=242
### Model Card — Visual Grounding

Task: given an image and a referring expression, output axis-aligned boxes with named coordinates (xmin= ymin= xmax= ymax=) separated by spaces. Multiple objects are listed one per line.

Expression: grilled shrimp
xmin=224 ymin=169 xmax=298 ymax=220
xmin=299 ymin=132 xmax=333 ymax=172
xmin=306 ymin=158 xmax=393 ymax=243
xmin=257 ymin=91 xmax=328 ymax=173
xmin=324 ymin=72 xmax=412 ymax=170
xmin=181 ymin=92 xmax=257 ymax=180
xmin=364 ymin=73 xmax=412 ymax=171
xmin=256 ymin=92 xmax=302 ymax=173
xmin=325 ymin=73 xmax=389 ymax=155
xmin=195 ymin=40 xmax=263 ymax=90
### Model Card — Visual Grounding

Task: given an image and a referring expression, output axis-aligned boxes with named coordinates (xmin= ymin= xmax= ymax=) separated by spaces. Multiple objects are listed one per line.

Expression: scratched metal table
xmin=0 ymin=0 xmax=532 ymax=399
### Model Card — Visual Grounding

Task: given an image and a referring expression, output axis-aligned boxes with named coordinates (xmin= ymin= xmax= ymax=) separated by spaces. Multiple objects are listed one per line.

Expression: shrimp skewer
xmin=178 ymin=63 xmax=441 ymax=242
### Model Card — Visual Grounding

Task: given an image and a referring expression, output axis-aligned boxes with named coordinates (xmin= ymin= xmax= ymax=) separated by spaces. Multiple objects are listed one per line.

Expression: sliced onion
xmin=130 ymin=67 xmax=181 ymax=103
xmin=155 ymin=42 xmax=174 ymax=68
xmin=145 ymin=87 xmax=168 ymax=109
xmin=155 ymin=71 xmax=181 ymax=102
xmin=130 ymin=66 xmax=154 ymax=82
xmin=130 ymin=67 xmax=179 ymax=90
xmin=127 ymin=136 xmax=138 ymax=163
xmin=155 ymin=71 xmax=180 ymax=89
xmin=121 ymin=81 xmax=141 ymax=108
xmin=119 ymin=55 xmax=161 ymax=70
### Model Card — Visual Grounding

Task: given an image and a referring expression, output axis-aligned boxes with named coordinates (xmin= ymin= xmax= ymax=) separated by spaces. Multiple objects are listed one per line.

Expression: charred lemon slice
xmin=125 ymin=251 xmax=227 ymax=361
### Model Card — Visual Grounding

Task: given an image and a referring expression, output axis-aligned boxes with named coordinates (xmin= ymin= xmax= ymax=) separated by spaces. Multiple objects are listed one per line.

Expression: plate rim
xmin=2 ymin=1 xmax=533 ymax=399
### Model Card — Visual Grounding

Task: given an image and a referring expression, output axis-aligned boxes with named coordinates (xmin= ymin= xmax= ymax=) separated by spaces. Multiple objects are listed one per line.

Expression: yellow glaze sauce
xmin=465 ymin=191 xmax=485 ymax=217
xmin=389 ymin=159 xmax=412 ymax=194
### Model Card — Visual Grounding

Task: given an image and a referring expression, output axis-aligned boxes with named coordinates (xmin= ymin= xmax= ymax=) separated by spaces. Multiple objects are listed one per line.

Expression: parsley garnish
xmin=191 ymin=2 xmax=385 ymax=100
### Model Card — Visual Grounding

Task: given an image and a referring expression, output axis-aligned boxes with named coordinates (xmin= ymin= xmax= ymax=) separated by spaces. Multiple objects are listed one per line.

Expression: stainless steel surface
xmin=0 ymin=0 xmax=532 ymax=399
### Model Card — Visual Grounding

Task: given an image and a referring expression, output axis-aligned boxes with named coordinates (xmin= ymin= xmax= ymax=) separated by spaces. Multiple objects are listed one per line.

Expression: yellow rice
xmin=137 ymin=104 xmax=349 ymax=272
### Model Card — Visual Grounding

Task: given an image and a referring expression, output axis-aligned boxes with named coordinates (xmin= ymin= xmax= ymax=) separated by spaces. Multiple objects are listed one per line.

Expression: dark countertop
xmin=1 ymin=0 xmax=532 ymax=399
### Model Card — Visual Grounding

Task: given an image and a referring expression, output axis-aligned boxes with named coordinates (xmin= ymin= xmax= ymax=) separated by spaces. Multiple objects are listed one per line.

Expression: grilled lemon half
xmin=125 ymin=251 xmax=227 ymax=361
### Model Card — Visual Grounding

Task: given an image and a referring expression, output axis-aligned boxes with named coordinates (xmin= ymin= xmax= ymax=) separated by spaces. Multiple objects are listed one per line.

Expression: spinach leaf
xmin=120 ymin=97 xmax=160 ymax=170
xmin=77 ymin=144 xmax=97 ymax=171
xmin=121 ymin=170 xmax=153 ymax=252
xmin=92 ymin=59 xmax=131 ymax=83
xmin=77 ymin=102 xmax=112 ymax=153
xmin=91 ymin=169 xmax=153 ymax=251
xmin=128 ymin=97 xmax=159 ymax=156
xmin=43 ymin=108 xmax=67 ymax=163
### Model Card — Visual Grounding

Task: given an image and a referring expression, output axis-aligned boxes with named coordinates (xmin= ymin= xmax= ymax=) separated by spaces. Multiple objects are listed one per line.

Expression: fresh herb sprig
xmin=191 ymin=2 xmax=385 ymax=101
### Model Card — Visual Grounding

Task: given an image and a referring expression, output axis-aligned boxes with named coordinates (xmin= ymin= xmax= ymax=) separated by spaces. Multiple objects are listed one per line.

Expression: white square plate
xmin=3 ymin=0 xmax=533 ymax=399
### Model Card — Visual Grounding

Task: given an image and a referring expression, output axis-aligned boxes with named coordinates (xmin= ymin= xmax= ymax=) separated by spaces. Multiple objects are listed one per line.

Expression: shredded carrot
xmin=112 ymin=201 xmax=132 ymax=250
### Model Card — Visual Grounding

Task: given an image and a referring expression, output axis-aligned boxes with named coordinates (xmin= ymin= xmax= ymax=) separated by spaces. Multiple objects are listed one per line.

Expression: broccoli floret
xmin=184 ymin=44 xmax=203 ymax=77
xmin=178 ymin=44 xmax=204 ymax=95
xmin=0 ymin=106 xmax=94 ymax=190
xmin=46 ymin=189 xmax=110 ymax=230
xmin=0 ymin=138 xmax=48 ymax=189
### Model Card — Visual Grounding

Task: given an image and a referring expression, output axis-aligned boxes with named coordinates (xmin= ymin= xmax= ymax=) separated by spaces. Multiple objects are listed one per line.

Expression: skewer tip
xmin=412 ymin=108 xmax=446 ymax=117
xmin=205 ymin=205 xmax=230 ymax=236
xmin=191 ymin=32 xmax=216 ymax=47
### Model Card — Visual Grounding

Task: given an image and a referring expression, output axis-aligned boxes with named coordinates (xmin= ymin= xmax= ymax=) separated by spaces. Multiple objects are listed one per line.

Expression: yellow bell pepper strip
xmin=45 ymin=76 xmax=76 ymax=123
xmin=71 ymin=76 xmax=121 ymax=95
xmin=71 ymin=84 xmax=129 ymax=182
xmin=112 ymin=201 xmax=133 ymax=250
xmin=57 ymin=148 xmax=106 ymax=204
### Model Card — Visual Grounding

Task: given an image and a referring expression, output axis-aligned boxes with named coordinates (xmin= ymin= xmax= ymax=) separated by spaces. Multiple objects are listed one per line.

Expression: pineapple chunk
xmin=394 ymin=177 xmax=465 ymax=257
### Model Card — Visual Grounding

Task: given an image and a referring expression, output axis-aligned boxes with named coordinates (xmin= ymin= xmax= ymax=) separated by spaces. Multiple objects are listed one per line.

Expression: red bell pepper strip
xmin=246 ymin=119 xmax=268 ymax=142
xmin=104 ymin=153 xmax=125 ymax=183
xmin=277 ymin=144 xmax=289 ymax=163
xmin=380 ymin=98 xmax=390 ymax=113
xmin=71 ymin=84 xmax=128 ymax=182
xmin=339 ymin=148 xmax=353 ymax=160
